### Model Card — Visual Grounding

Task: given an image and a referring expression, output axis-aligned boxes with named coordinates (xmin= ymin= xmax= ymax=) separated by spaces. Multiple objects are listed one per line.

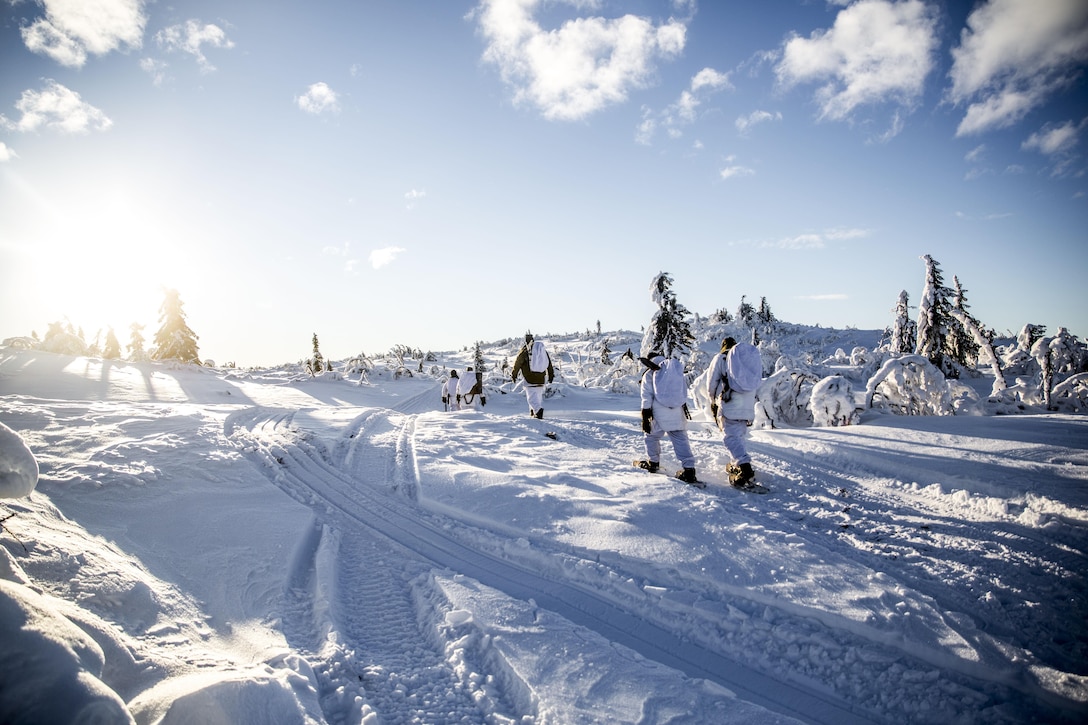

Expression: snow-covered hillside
xmin=1 ymin=325 xmax=1086 ymax=724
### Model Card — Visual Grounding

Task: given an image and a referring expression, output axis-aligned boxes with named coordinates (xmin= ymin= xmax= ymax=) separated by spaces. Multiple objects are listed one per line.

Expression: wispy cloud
xmin=155 ymin=20 xmax=234 ymax=72
xmin=638 ymin=66 xmax=731 ymax=144
xmin=404 ymin=189 xmax=427 ymax=209
xmin=0 ymin=80 xmax=112 ymax=134
xmin=369 ymin=246 xmax=406 ymax=269
xmin=735 ymin=109 xmax=782 ymax=135
xmin=775 ymin=0 xmax=937 ymax=137
xmin=297 ymin=82 xmax=339 ymax=114
xmin=719 ymin=164 xmax=755 ymax=180
xmin=761 ymin=228 xmax=870 ymax=250
xmin=1022 ymin=119 xmax=1084 ymax=156
xmin=139 ymin=57 xmax=169 ymax=86
xmin=21 ymin=0 xmax=147 ymax=68
xmin=797 ymin=293 xmax=848 ymax=301
xmin=948 ymin=0 xmax=1088 ymax=136
xmin=473 ymin=0 xmax=687 ymax=121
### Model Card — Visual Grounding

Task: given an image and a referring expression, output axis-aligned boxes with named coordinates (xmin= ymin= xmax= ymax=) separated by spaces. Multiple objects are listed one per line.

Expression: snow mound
xmin=0 ymin=422 xmax=38 ymax=499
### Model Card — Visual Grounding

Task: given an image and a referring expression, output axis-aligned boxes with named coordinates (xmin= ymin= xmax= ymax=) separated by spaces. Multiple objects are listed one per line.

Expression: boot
xmin=535 ymin=408 xmax=544 ymax=419
xmin=636 ymin=460 xmax=659 ymax=473
xmin=676 ymin=467 xmax=698 ymax=484
xmin=733 ymin=462 xmax=755 ymax=486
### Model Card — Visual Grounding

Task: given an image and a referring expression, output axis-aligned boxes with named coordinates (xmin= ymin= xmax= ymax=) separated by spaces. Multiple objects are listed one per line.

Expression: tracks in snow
xmin=228 ymin=406 xmax=870 ymax=725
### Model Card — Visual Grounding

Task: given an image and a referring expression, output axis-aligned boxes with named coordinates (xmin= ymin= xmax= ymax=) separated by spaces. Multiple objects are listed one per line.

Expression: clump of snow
xmin=0 ymin=421 xmax=37 ymax=499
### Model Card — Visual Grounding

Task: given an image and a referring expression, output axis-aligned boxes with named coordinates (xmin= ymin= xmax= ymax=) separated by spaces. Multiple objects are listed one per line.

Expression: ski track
xmin=745 ymin=429 xmax=1088 ymax=703
xmin=227 ymin=406 xmax=876 ymax=725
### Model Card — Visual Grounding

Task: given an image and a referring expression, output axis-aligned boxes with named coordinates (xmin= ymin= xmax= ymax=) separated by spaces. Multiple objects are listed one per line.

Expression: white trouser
xmin=524 ymin=384 xmax=545 ymax=413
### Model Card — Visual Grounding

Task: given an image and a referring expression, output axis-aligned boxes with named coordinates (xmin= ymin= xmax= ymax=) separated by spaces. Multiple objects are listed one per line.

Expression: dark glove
xmin=456 ymin=394 xmax=462 ymax=403
xmin=710 ymin=402 xmax=718 ymax=419
xmin=641 ymin=408 xmax=653 ymax=433
xmin=682 ymin=403 xmax=691 ymax=420
xmin=441 ymin=395 xmax=448 ymax=405
xmin=481 ymin=396 xmax=487 ymax=407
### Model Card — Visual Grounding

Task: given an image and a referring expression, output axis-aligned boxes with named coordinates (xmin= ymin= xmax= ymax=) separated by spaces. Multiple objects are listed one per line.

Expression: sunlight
xmin=29 ymin=183 xmax=194 ymax=337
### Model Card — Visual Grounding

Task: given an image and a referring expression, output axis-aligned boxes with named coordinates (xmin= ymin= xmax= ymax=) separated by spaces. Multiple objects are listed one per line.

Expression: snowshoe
xmin=634 ymin=459 xmax=660 ymax=473
xmin=727 ymin=462 xmax=768 ymax=493
xmin=675 ymin=467 xmax=703 ymax=487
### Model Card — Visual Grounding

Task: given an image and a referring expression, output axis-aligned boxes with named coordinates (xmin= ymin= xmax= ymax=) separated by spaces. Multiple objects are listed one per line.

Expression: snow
xmin=1 ymin=332 xmax=1086 ymax=725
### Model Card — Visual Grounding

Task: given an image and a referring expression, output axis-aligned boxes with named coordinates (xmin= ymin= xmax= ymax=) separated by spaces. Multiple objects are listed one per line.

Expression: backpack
xmin=652 ymin=357 xmax=687 ymax=407
xmin=529 ymin=341 xmax=550 ymax=373
xmin=726 ymin=343 xmax=762 ymax=393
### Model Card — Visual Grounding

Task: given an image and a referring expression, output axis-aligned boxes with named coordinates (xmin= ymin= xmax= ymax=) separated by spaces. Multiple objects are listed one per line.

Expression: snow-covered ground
xmin=1 ymin=338 xmax=1086 ymax=724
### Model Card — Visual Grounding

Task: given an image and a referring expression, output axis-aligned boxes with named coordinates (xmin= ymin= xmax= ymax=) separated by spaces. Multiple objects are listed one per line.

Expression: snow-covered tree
xmin=102 ymin=328 xmax=121 ymax=360
xmin=42 ymin=320 xmax=87 ymax=356
xmin=601 ymin=339 xmax=612 ymax=366
xmin=736 ymin=295 xmax=755 ymax=326
xmin=757 ymin=296 xmax=776 ymax=327
xmin=151 ymin=289 xmax=200 ymax=364
xmin=809 ymin=375 xmax=860 ymax=427
xmin=307 ymin=333 xmax=325 ymax=376
xmin=472 ymin=341 xmax=486 ymax=372
xmin=866 ymin=355 xmax=954 ymax=416
xmin=641 ymin=272 xmax=694 ymax=359
xmin=708 ymin=308 xmax=732 ymax=325
xmin=946 ymin=275 xmax=982 ymax=369
xmin=127 ymin=323 xmax=147 ymax=362
xmin=1017 ymin=324 xmax=1046 ymax=352
xmin=914 ymin=255 xmax=953 ymax=374
xmin=890 ymin=290 xmax=916 ymax=353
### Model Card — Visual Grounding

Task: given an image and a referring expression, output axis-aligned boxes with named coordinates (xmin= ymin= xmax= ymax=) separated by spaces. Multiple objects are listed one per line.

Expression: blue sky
xmin=1 ymin=0 xmax=1085 ymax=366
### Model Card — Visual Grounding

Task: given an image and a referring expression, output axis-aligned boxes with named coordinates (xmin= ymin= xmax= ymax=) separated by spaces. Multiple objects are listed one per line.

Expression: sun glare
xmin=30 ymin=184 xmax=193 ymax=339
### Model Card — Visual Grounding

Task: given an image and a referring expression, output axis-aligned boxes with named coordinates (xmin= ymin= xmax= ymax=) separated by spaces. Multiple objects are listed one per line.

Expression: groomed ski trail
xmin=227 ymin=406 xmax=873 ymax=725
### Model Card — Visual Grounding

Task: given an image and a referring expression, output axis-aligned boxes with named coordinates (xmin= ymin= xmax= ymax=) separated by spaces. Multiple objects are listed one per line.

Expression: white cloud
xmin=691 ymin=67 xmax=731 ymax=93
xmin=1022 ymin=119 xmax=1083 ymax=156
xmin=155 ymin=20 xmax=234 ymax=72
xmin=369 ymin=246 xmax=406 ymax=269
xmin=21 ymin=0 xmax=147 ymax=67
xmin=404 ymin=189 xmax=427 ymax=209
xmin=638 ymin=65 xmax=730 ymax=143
xmin=797 ymin=293 xmax=849 ymax=301
xmin=297 ymin=83 xmax=340 ymax=114
xmin=949 ymin=0 xmax=1088 ymax=136
xmin=0 ymin=142 xmax=17 ymax=162
xmin=1 ymin=80 xmax=112 ymax=134
xmin=473 ymin=0 xmax=686 ymax=121
xmin=719 ymin=164 xmax=755 ymax=180
xmin=762 ymin=228 xmax=870 ymax=250
xmin=139 ymin=57 xmax=169 ymax=86
xmin=775 ymin=0 xmax=938 ymax=122
xmin=735 ymin=109 xmax=782 ymax=135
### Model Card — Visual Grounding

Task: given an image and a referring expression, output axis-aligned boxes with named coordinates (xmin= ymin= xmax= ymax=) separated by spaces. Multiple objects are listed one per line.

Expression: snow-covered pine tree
xmin=757 ymin=296 xmax=776 ymax=326
xmin=914 ymin=255 xmax=953 ymax=375
xmin=601 ymin=339 xmax=612 ymax=366
xmin=473 ymin=341 xmax=486 ymax=372
xmin=1017 ymin=324 xmax=1046 ymax=352
xmin=151 ymin=289 xmax=200 ymax=363
xmin=709 ymin=308 xmax=732 ymax=325
xmin=308 ymin=333 xmax=325 ymax=376
xmin=641 ymin=272 xmax=695 ymax=359
xmin=947 ymin=276 xmax=982 ymax=368
xmin=127 ymin=323 xmax=146 ymax=362
xmin=890 ymin=290 xmax=916 ymax=353
xmin=102 ymin=327 xmax=121 ymax=360
xmin=736 ymin=295 xmax=755 ymax=326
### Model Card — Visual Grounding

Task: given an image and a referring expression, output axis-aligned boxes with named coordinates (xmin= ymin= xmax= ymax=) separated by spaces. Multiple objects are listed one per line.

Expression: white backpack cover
xmin=529 ymin=341 xmax=550 ymax=373
xmin=653 ymin=358 xmax=687 ymax=407
xmin=726 ymin=343 xmax=763 ymax=393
